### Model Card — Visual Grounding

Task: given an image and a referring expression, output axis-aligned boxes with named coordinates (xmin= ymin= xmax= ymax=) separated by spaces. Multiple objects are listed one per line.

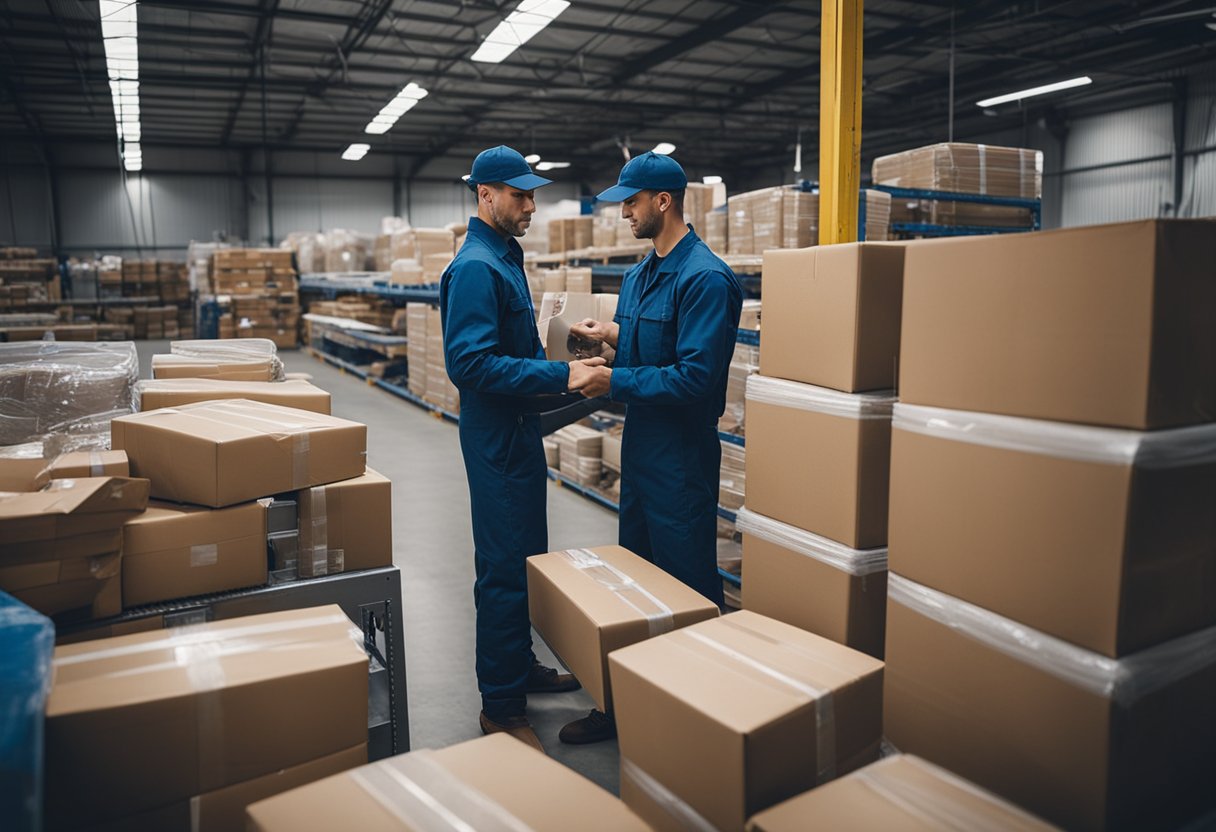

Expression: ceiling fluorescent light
xmin=342 ymin=143 xmax=370 ymax=161
xmin=471 ymin=0 xmax=570 ymax=64
xmin=702 ymin=175 xmax=723 ymax=185
xmin=363 ymin=82 xmax=428 ymax=135
xmin=976 ymin=76 xmax=1092 ymax=108
xmin=652 ymin=142 xmax=676 ymax=155
xmin=535 ymin=161 xmax=569 ymax=171
xmin=364 ymin=123 xmax=391 ymax=135
xmin=100 ymin=1 xmax=141 ymax=175
xmin=524 ymin=153 xmax=541 ymax=164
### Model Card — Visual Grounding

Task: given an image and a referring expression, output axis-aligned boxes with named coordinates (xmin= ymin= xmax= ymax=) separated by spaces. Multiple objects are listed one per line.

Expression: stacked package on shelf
xmin=727 ymin=186 xmax=785 ymax=255
xmin=386 ymin=227 xmax=455 ymax=286
xmin=719 ymin=299 xmax=760 ymax=435
xmin=279 ymin=232 xmax=321 ymax=275
xmin=884 ymin=219 xmax=1216 ymax=832
xmin=156 ymin=260 xmax=190 ymax=303
xmin=0 ymin=341 xmax=139 ymax=450
xmin=0 ymin=249 xmax=59 ymax=308
xmin=718 ymin=439 xmax=746 ymax=511
xmin=702 ymin=208 xmax=728 ymax=254
xmin=133 ymin=305 xmax=180 ymax=340
xmin=610 ymin=611 xmax=885 ymax=830
xmin=136 ymin=377 xmax=331 ymax=414
xmin=872 ymin=142 xmax=1042 ymax=230
xmin=742 ymin=242 xmax=906 ymax=659
xmin=211 ymin=249 xmax=300 ymax=348
xmin=97 ymin=255 xmax=123 ymax=300
xmin=371 ymin=233 xmax=392 ymax=271
xmin=553 ymin=424 xmax=603 ymax=487
xmin=186 ymin=241 xmax=230 ymax=293
xmin=320 ymin=230 xmax=372 ymax=273
xmin=405 ymin=303 xmax=429 ymax=397
xmin=246 ymin=734 xmax=649 ymax=831
xmin=685 ymin=179 xmax=725 ymax=232
xmin=422 ymin=306 xmax=458 ymax=413
xmin=548 ymin=216 xmax=594 ymax=254
xmin=150 ymin=338 xmax=285 ymax=381
xmin=593 ymin=203 xmax=631 ymax=247
xmin=66 ymin=258 xmax=98 ymax=301
xmin=45 ymin=606 xmax=370 ymax=831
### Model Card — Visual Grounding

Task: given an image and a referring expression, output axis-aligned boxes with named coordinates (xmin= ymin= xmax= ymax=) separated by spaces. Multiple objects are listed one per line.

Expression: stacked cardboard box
xmin=157 ymin=259 xmax=190 ymax=303
xmin=371 ymin=233 xmax=392 ymax=271
xmin=741 ymin=243 xmax=905 ymax=657
xmin=548 ymin=216 xmax=594 ymax=253
xmin=153 ymin=338 xmax=284 ymax=381
xmin=611 ymin=611 xmax=884 ymax=831
xmin=422 ymin=306 xmax=459 ymax=413
xmin=210 ymin=249 xmax=299 ymax=347
xmin=320 ymin=230 xmax=372 ymax=273
xmin=720 ymin=300 xmax=760 ymax=435
xmin=703 ymin=209 xmax=728 ymax=253
xmin=0 ymin=254 xmax=59 ymax=307
xmin=246 ymin=734 xmax=649 ymax=831
xmin=593 ymin=203 xmax=632 ymax=247
xmin=296 ymin=468 xmax=393 ymax=578
xmin=132 ymin=304 xmax=179 ymax=339
xmin=718 ymin=438 xmax=745 ymax=511
xmin=137 ymin=377 xmax=331 ymax=414
xmin=405 ymin=303 xmax=429 ymax=397
xmin=554 ymin=424 xmax=602 ymax=487
xmin=45 ymin=606 xmax=369 ymax=831
xmin=387 ymin=227 xmax=454 ymax=286
xmin=872 ymin=142 xmax=1042 ymax=230
xmin=97 ymin=256 xmax=123 ymax=299
xmin=885 ymin=219 xmax=1216 ymax=831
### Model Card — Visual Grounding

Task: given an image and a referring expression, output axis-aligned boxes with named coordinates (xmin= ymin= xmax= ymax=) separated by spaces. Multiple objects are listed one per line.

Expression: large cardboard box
xmin=527 ymin=546 xmax=719 ymax=712
xmin=296 ymin=468 xmax=392 ymax=578
xmin=0 ymin=477 xmax=149 ymax=554
xmin=889 ymin=403 xmax=1216 ymax=657
xmin=745 ymin=375 xmax=896 ymax=548
xmin=760 ymin=244 xmax=905 ymax=392
xmin=45 ymin=605 xmax=369 ymax=829
xmin=246 ymin=734 xmax=651 ymax=831
xmin=746 ymin=754 xmax=1058 ymax=831
xmin=737 ymin=507 xmax=887 ymax=659
xmin=872 ymin=142 xmax=1042 ymax=198
xmin=610 ymin=611 xmax=885 ymax=832
xmin=884 ymin=573 xmax=1216 ymax=832
xmin=138 ymin=378 xmax=331 ymax=414
xmin=112 ymin=400 xmax=367 ymax=508
xmin=899 ymin=219 xmax=1216 ymax=429
xmin=0 ymin=551 xmax=121 ymax=621
xmin=82 ymin=744 xmax=367 ymax=832
xmin=122 ymin=500 xmax=268 ymax=608
xmin=45 ymin=451 xmax=130 ymax=481
xmin=151 ymin=354 xmax=275 ymax=382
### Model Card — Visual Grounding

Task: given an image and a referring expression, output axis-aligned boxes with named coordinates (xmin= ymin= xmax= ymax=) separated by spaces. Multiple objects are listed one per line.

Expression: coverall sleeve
xmin=609 ymin=270 xmax=740 ymax=405
xmin=443 ymin=260 xmax=570 ymax=396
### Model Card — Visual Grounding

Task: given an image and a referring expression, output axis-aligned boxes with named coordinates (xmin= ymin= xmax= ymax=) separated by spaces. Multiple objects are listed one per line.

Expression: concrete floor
xmin=135 ymin=342 xmax=624 ymax=793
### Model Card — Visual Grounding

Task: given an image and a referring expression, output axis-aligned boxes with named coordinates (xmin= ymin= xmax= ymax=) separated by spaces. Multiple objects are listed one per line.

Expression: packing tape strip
xmin=854 ymin=756 xmax=1050 ymax=832
xmin=562 ymin=549 xmax=674 ymax=637
xmin=307 ymin=484 xmax=329 ymax=576
xmin=734 ymin=506 xmax=888 ymax=577
xmin=978 ymin=143 xmax=988 ymax=194
xmin=293 ymin=432 xmax=310 ymax=491
xmin=350 ymin=750 xmax=533 ymax=832
xmin=620 ymin=758 xmax=717 ymax=832
xmin=681 ymin=624 xmax=837 ymax=783
xmin=89 ymin=451 xmax=104 ymax=477
xmin=190 ymin=543 xmax=218 ymax=568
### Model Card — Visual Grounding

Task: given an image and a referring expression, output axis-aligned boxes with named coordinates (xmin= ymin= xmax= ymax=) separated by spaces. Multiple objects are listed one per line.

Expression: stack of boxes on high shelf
xmin=207 ymin=248 xmax=300 ymax=348
xmin=0 ymin=337 xmax=396 ymax=830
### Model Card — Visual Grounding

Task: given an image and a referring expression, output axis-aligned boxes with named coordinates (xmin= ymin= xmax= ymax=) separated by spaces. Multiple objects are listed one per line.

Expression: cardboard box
xmin=601 ymin=432 xmax=622 ymax=472
xmin=527 ymin=546 xmax=720 ymax=712
xmin=554 ymin=423 xmax=602 ymax=487
xmin=122 ymin=500 xmax=268 ymax=608
xmin=246 ymin=733 xmax=650 ymax=832
xmin=899 ymin=219 xmax=1216 ymax=429
xmin=84 ymin=744 xmax=368 ymax=832
xmin=760 ymin=244 xmax=905 ymax=392
xmin=884 ymin=573 xmax=1216 ymax=832
xmin=138 ymin=378 xmax=332 ymax=414
xmin=737 ymin=506 xmax=887 ymax=659
xmin=296 ymin=468 xmax=392 ymax=578
xmin=872 ymin=142 xmax=1042 ymax=198
xmin=566 ymin=266 xmax=593 ymax=293
xmin=888 ymin=403 xmax=1216 ymax=657
xmin=537 ymin=292 xmax=598 ymax=362
xmin=0 ymin=551 xmax=121 ymax=621
xmin=745 ymin=375 xmax=896 ymax=548
xmin=151 ymin=354 xmax=275 ymax=382
xmin=112 ymin=400 xmax=367 ymax=508
xmin=746 ymin=754 xmax=1058 ymax=831
xmin=610 ymin=611 xmax=885 ymax=832
xmin=45 ymin=605 xmax=369 ymax=828
xmin=40 ymin=451 xmax=130 ymax=482
xmin=0 ymin=477 xmax=149 ymax=556
xmin=0 ymin=456 xmax=54 ymax=492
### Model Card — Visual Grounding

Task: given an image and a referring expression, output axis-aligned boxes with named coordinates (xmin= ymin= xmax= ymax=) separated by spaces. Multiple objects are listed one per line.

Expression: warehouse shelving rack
xmin=870 ymin=185 xmax=1041 ymax=238
xmin=56 ymin=566 xmax=410 ymax=761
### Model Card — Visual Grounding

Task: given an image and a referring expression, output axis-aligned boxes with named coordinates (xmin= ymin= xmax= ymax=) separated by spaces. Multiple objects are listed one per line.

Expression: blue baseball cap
xmin=596 ymin=152 xmax=688 ymax=202
xmin=466 ymin=145 xmax=552 ymax=192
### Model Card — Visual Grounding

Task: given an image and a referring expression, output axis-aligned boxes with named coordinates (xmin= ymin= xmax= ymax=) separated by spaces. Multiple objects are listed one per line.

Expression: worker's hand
xmin=567 ymin=357 xmax=607 ymax=392
xmin=576 ymin=365 xmax=613 ymax=399
xmin=570 ymin=318 xmax=620 ymax=349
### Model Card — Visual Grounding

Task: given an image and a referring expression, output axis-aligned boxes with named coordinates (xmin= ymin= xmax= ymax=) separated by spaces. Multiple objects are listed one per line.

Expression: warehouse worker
xmin=564 ymin=152 xmax=742 ymax=744
xmin=441 ymin=145 xmax=604 ymax=752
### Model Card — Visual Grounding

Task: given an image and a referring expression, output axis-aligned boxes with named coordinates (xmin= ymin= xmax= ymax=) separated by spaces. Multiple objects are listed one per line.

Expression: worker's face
xmin=482 ymin=184 xmax=536 ymax=237
xmin=620 ymin=190 xmax=669 ymax=239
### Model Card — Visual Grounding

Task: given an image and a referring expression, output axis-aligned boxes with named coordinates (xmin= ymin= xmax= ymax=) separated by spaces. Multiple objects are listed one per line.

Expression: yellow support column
xmin=819 ymin=0 xmax=863 ymax=244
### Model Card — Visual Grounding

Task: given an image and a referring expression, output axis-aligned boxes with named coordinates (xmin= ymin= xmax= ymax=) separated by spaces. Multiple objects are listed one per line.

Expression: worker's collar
xmin=467 ymin=216 xmax=525 ymax=265
xmin=650 ymin=224 xmax=699 ymax=274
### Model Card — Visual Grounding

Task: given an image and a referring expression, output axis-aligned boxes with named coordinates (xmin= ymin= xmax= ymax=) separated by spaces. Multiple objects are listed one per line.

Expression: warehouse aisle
xmin=134 ymin=344 xmax=624 ymax=793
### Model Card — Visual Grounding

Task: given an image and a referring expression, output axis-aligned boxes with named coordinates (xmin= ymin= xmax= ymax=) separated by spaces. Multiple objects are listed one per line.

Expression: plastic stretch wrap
xmin=746 ymin=374 xmax=896 ymax=420
xmin=888 ymin=573 xmax=1216 ymax=705
xmin=350 ymin=750 xmax=532 ymax=832
xmin=893 ymin=404 xmax=1216 ymax=468
xmin=0 ymin=591 xmax=53 ymax=832
xmin=169 ymin=338 xmax=285 ymax=381
xmin=736 ymin=507 xmax=888 ymax=577
xmin=0 ymin=341 xmax=138 ymax=448
xmin=562 ymin=549 xmax=674 ymax=636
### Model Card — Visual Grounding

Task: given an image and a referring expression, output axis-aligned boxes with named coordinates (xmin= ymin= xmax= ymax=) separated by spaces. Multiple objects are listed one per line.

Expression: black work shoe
xmin=559 ymin=708 xmax=617 ymax=745
xmin=479 ymin=711 xmax=544 ymax=753
xmin=526 ymin=660 xmax=581 ymax=694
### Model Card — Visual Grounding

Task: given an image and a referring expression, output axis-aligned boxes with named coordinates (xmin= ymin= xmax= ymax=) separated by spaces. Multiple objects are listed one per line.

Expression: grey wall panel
xmin=270 ymin=176 xmax=394 ymax=240
xmin=1061 ymin=159 xmax=1172 ymax=226
xmin=1066 ymin=103 xmax=1173 ymax=167
xmin=0 ymin=166 xmax=55 ymax=247
xmin=1181 ymin=155 xmax=1216 ymax=218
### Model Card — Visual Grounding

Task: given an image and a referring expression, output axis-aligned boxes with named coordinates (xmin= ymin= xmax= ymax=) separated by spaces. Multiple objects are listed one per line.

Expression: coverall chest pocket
xmin=506 ymin=293 xmax=537 ymax=353
xmin=637 ymin=305 xmax=676 ymax=367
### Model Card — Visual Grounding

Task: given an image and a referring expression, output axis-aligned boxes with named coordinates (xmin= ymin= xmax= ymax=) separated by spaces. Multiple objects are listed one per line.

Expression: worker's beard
xmin=631 ymin=210 xmax=662 ymax=240
xmin=490 ymin=201 xmax=530 ymax=238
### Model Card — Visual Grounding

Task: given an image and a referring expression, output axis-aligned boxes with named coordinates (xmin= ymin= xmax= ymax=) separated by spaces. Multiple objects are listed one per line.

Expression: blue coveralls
xmin=609 ymin=226 xmax=742 ymax=606
xmin=440 ymin=216 xmax=570 ymax=720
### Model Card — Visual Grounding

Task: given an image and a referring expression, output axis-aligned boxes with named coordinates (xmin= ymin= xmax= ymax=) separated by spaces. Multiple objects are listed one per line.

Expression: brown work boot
xmin=526 ymin=660 xmax=581 ymax=694
xmin=479 ymin=711 xmax=544 ymax=753
xmin=558 ymin=708 xmax=617 ymax=745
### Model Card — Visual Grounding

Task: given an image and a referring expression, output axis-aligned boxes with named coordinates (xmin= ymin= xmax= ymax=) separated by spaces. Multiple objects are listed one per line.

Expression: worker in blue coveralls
xmin=563 ymin=152 xmax=742 ymax=744
xmin=440 ymin=146 xmax=607 ymax=752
